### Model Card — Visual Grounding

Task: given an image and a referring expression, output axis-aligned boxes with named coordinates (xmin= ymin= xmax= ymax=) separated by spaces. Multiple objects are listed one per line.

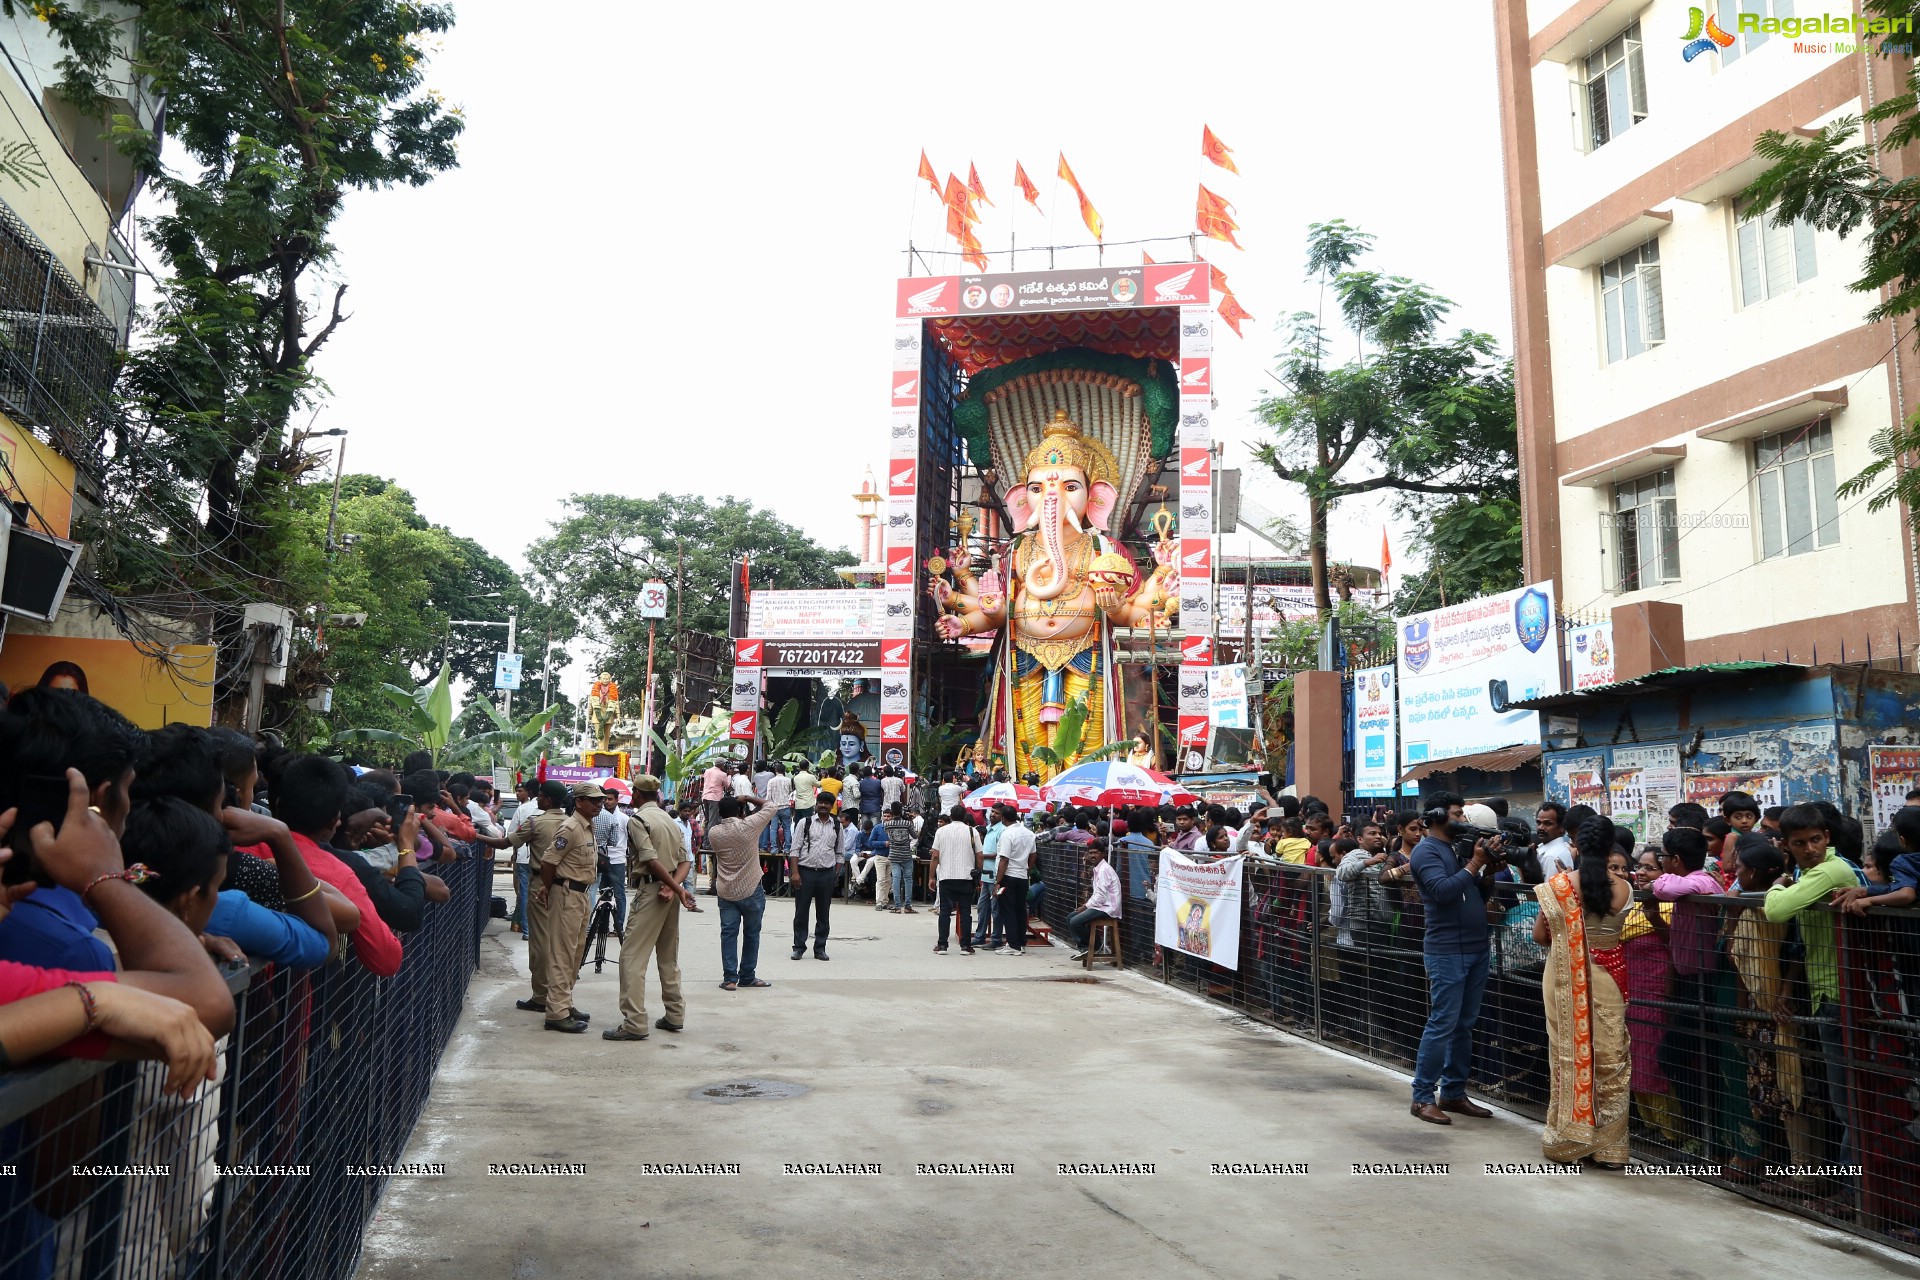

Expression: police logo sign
xmin=1402 ymin=619 xmax=1431 ymax=673
xmin=1514 ymin=587 xmax=1550 ymax=654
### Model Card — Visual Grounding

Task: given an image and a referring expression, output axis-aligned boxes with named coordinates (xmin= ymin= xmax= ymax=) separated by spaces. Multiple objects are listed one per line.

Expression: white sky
xmin=319 ymin=0 xmax=1513 ymax=696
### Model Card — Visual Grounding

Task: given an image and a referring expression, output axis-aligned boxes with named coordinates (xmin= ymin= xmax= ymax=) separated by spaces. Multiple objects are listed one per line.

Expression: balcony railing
xmin=0 ymin=194 xmax=118 ymax=469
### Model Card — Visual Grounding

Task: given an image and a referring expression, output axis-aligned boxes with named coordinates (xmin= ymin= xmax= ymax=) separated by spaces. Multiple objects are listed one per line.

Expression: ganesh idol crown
xmin=930 ymin=394 xmax=1178 ymax=779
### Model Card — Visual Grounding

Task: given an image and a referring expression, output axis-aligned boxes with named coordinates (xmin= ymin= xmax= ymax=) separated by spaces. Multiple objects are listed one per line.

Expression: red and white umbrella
xmin=962 ymin=781 xmax=1043 ymax=815
xmin=1040 ymin=760 xmax=1199 ymax=808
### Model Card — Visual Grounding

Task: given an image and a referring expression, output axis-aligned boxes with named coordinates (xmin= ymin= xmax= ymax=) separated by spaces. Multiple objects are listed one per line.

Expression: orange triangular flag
xmin=944 ymin=173 xmax=979 ymax=225
xmin=1057 ymin=152 xmax=1103 ymax=241
xmin=1380 ymin=527 xmax=1393 ymax=577
xmin=1201 ymin=125 xmax=1239 ymax=175
xmin=1143 ymin=250 xmax=1157 ymax=266
xmin=1208 ymin=261 xmax=1230 ymax=294
xmin=958 ymin=223 xmax=990 ymax=272
xmin=917 ymin=150 xmax=942 ymax=200
xmin=1013 ymin=161 xmax=1041 ymax=210
xmin=1217 ymin=288 xmax=1254 ymax=337
xmin=1196 ymin=183 xmax=1242 ymax=248
xmin=945 ymin=202 xmax=967 ymax=241
xmin=968 ymin=163 xmax=994 ymax=207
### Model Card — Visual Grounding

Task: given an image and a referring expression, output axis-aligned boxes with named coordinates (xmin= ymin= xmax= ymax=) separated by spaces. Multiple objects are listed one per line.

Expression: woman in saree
xmin=1622 ymin=848 xmax=1683 ymax=1146
xmin=1533 ymin=817 xmax=1635 ymax=1166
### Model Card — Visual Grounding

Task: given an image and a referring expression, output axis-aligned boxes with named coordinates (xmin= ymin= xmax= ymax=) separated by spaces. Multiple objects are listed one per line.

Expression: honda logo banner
xmin=1179 ymin=358 xmax=1212 ymax=397
xmin=897 ymin=277 xmax=958 ymax=317
xmin=888 ymin=461 xmax=916 ymax=496
xmin=886 ymin=550 xmax=915 ymax=586
xmin=1146 ymin=262 xmax=1210 ymax=306
xmin=1179 ymin=447 xmax=1211 ymax=489
xmin=880 ymin=639 xmax=911 ymax=669
xmin=733 ymin=638 xmax=764 ymax=668
xmin=1180 ymin=633 xmax=1214 ymax=667
xmin=1179 ymin=538 xmax=1212 ymax=577
xmin=729 ymin=710 xmax=758 ymax=742
xmin=891 ymin=374 xmax=920 ymax=408
xmin=729 ymin=637 xmax=761 ymax=743
xmin=1177 ymin=715 xmax=1211 ymax=770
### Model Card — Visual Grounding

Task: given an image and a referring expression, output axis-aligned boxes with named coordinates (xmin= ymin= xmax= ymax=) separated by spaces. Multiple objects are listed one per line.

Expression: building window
xmin=1755 ymin=420 xmax=1839 ymax=558
xmin=1584 ymin=23 xmax=1647 ymax=151
xmin=1719 ymin=0 xmax=1794 ymax=63
xmin=1611 ymin=469 xmax=1680 ymax=591
xmin=1734 ymin=197 xmax=1816 ymax=304
xmin=1600 ymin=239 xmax=1663 ymax=364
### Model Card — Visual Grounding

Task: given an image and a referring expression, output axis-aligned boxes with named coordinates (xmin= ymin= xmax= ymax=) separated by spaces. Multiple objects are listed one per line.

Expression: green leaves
xmin=761 ymin=699 xmax=832 ymax=766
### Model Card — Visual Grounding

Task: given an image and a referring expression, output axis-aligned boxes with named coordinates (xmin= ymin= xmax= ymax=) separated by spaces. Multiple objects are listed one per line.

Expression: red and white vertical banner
xmin=879 ymin=638 xmax=912 ymax=770
xmin=730 ymin=638 xmax=763 ymax=742
xmin=881 ymin=316 xmax=922 ymax=767
xmin=1177 ymin=306 xmax=1215 ymax=768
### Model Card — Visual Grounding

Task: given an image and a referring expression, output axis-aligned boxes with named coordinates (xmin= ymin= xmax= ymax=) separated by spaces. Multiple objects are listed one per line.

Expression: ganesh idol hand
xmin=935 ymin=614 xmax=966 ymax=640
xmin=1092 ymin=585 xmax=1119 ymax=611
xmin=1151 ymin=539 xmax=1176 ymax=568
xmin=927 ymin=577 xmax=952 ymax=606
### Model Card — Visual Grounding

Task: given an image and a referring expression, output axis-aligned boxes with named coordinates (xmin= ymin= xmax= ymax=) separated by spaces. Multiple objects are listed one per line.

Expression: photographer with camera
xmin=1407 ymin=791 xmax=1503 ymax=1125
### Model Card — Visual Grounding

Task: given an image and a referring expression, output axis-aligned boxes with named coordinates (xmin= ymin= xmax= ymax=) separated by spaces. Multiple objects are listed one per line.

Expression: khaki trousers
xmin=542 ymin=882 xmax=592 ymax=1020
xmin=526 ymin=880 xmax=553 ymax=1003
xmin=617 ymin=884 xmax=684 ymax=1033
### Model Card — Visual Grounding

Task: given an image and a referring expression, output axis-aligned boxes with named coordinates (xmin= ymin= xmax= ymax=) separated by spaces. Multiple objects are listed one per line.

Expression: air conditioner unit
xmin=0 ymin=506 xmax=82 ymax=624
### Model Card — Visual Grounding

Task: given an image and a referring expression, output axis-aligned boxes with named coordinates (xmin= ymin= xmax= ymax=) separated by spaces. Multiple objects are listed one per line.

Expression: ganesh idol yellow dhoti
xmin=930 ymin=409 xmax=1177 ymax=779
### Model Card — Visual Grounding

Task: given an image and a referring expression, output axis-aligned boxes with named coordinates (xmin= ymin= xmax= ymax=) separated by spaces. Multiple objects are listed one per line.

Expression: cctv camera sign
xmin=1393 ymin=581 xmax=1562 ymax=771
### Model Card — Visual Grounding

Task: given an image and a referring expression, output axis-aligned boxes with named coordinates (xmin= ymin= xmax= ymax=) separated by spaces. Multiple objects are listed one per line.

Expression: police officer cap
xmin=538 ymin=780 xmax=568 ymax=804
xmin=571 ymin=781 xmax=608 ymax=800
xmin=631 ymin=774 xmax=663 ymax=792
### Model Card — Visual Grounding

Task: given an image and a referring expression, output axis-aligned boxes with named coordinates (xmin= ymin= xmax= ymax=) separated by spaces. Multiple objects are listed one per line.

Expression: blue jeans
xmin=890 ymin=860 xmax=913 ymax=906
xmin=971 ymin=885 xmax=1000 ymax=945
xmin=762 ymin=808 xmax=793 ymax=853
xmin=719 ymin=887 xmax=766 ymax=984
xmin=597 ymin=864 xmax=629 ymax=933
xmin=1412 ymin=948 xmax=1490 ymax=1104
xmin=513 ymin=862 xmax=532 ymax=930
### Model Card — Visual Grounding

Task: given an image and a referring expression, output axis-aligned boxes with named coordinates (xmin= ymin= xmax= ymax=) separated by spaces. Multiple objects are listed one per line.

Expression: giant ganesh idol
xmin=930 ymin=395 xmax=1178 ymax=779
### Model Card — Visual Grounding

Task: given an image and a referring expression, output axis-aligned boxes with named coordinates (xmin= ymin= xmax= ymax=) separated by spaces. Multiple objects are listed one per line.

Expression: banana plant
xmin=760 ymin=699 xmax=832 ymax=767
xmin=461 ymin=699 xmax=565 ymax=777
xmin=648 ymin=720 xmax=732 ymax=795
xmin=1026 ymin=688 xmax=1133 ymax=774
xmin=329 ymin=663 xmax=458 ymax=764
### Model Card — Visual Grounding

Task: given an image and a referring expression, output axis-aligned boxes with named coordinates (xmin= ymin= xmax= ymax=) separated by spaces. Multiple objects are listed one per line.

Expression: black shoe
xmin=813 ymin=950 xmax=829 ymax=961
xmin=544 ymin=1015 xmax=589 ymax=1034
xmin=515 ymin=997 xmax=547 ymax=1012
xmin=654 ymin=1016 xmax=684 ymax=1034
xmin=791 ymin=948 xmax=805 ymax=960
xmin=601 ymin=1025 xmax=649 ymax=1041
xmin=1071 ymin=951 xmax=1088 ymax=962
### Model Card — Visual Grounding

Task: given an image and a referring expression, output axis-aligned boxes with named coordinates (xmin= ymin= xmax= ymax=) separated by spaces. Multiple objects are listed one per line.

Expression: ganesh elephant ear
xmin=1004 ymin=482 xmax=1036 ymax=531
xmin=1086 ymin=480 xmax=1118 ymax=531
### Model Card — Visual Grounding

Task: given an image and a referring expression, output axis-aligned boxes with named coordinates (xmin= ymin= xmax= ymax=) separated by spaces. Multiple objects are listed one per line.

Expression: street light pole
xmin=313 ymin=429 xmax=349 ymax=651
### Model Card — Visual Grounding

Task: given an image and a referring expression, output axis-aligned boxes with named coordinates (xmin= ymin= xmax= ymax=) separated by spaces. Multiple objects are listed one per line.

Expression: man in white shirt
xmin=1069 ymin=843 xmax=1123 ymax=961
xmin=881 ymin=767 xmax=904 ymax=813
xmin=1536 ymin=802 xmax=1573 ymax=878
xmin=931 ymin=811 xmax=983 ymax=955
xmin=730 ymin=762 xmax=757 ymax=801
xmin=506 ymin=780 xmax=544 ymax=937
xmin=938 ymin=772 xmax=963 ymax=813
xmin=593 ymin=799 xmax=631 ymax=934
xmin=763 ymin=762 xmax=795 ymax=857
xmin=992 ymin=806 xmax=1037 ymax=955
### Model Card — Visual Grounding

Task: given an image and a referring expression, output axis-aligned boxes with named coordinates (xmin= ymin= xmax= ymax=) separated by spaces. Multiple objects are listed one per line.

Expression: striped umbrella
xmin=1040 ymin=760 xmax=1199 ymax=808
xmin=961 ymin=781 xmax=1043 ymax=815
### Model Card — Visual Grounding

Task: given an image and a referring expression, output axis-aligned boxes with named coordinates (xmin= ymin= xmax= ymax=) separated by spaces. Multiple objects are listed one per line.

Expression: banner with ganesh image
xmin=1155 ymin=849 xmax=1243 ymax=969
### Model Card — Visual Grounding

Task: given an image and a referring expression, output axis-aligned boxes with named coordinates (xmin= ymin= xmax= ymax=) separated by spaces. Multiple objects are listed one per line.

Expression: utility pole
xmin=501 ymin=606 xmax=518 ymax=720
xmin=673 ymin=540 xmax=687 ymax=751
xmin=313 ymin=429 xmax=349 ymax=650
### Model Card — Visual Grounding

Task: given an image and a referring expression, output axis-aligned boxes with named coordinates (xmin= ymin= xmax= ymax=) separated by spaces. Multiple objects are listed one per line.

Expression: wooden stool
xmin=1084 ymin=918 xmax=1122 ymax=970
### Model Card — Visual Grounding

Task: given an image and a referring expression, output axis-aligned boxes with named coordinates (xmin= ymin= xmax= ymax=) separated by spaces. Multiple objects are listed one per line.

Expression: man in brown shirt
xmin=510 ymin=781 xmax=578 ymax=1020
xmin=535 ymin=782 xmax=603 ymax=1032
xmin=708 ymin=793 xmax=778 ymax=990
xmin=604 ymin=775 xmax=701 ymax=1041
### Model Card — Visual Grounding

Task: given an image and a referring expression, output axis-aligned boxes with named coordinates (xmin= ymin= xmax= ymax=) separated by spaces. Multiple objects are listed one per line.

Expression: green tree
xmin=526 ymin=493 xmax=855 ymax=726
xmin=19 ymin=1 xmax=463 ymax=712
xmin=760 ymin=699 xmax=832 ymax=767
xmin=1390 ymin=494 xmax=1524 ymax=616
xmin=1253 ymin=221 xmax=1518 ymax=616
xmin=1742 ymin=7 xmax=1920 ymax=518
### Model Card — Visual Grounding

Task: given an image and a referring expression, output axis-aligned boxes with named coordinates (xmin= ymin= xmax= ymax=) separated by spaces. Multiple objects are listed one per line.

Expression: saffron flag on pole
xmin=916 ymin=150 xmax=942 ymax=199
xmin=1142 ymin=250 xmax=1156 ymax=266
xmin=1381 ymin=527 xmax=1393 ymax=579
xmin=1058 ymin=152 xmax=1103 ymax=241
xmin=1013 ymin=161 xmax=1041 ymax=210
xmin=1216 ymin=288 xmax=1254 ymax=337
xmin=1208 ymin=261 xmax=1230 ymax=294
xmin=967 ymin=162 xmax=994 ymax=207
xmin=958 ymin=223 xmax=990 ymax=272
xmin=1201 ymin=125 xmax=1239 ymax=174
xmin=1196 ymin=184 xmax=1242 ymax=248
xmin=944 ymin=173 xmax=980 ymax=225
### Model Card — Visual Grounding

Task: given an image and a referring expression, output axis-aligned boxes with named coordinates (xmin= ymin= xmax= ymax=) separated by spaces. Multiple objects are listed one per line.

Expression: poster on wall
xmin=1155 ymin=850 xmax=1243 ymax=970
xmin=1567 ymin=623 xmax=1615 ymax=690
xmin=1569 ymin=768 xmax=1608 ymax=813
xmin=1207 ymin=664 xmax=1248 ymax=729
xmin=1683 ymin=771 xmax=1781 ymax=810
xmin=1612 ymin=743 xmax=1681 ymax=843
xmin=1868 ymin=745 xmax=1920 ymax=836
xmin=1395 ymin=581 xmax=1562 ymax=772
xmin=1352 ymin=664 xmax=1397 ymax=797
xmin=0 ymin=635 xmax=214 ymax=730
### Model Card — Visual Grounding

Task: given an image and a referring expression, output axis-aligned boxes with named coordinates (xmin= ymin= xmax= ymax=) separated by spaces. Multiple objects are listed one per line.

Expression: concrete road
xmin=357 ymin=886 xmax=1917 ymax=1280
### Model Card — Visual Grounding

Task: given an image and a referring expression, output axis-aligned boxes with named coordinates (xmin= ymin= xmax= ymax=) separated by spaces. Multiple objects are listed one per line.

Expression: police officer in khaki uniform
xmin=604 ymin=775 xmax=700 ymax=1041
xmin=536 ymin=782 xmax=604 ymax=1033
xmin=510 ymin=780 xmax=583 ymax=1020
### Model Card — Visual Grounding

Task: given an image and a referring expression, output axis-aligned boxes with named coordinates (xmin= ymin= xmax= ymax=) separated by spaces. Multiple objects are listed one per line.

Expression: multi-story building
xmin=1494 ymin=0 xmax=1919 ymax=663
xmin=0 ymin=5 xmax=155 ymax=531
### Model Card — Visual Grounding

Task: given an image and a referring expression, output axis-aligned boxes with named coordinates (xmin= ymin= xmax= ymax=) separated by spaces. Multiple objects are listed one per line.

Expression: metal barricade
xmin=0 ymin=850 xmax=489 ymax=1280
xmin=1033 ymin=838 xmax=1920 ymax=1254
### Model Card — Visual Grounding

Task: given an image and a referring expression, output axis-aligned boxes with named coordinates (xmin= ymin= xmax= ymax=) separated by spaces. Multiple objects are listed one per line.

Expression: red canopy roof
xmin=928 ymin=307 xmax=1180 ymax=376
